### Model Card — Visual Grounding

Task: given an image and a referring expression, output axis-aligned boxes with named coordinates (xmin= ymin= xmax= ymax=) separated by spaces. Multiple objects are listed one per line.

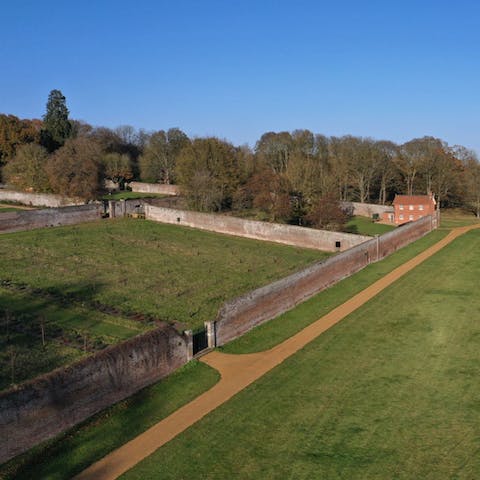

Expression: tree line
xmin=2 ymin=90 xmax=480 ymax=227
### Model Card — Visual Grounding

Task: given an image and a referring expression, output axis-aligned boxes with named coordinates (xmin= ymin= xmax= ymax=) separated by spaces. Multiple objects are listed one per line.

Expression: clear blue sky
xmin=1 ymin=0 xmax=479 ymax=152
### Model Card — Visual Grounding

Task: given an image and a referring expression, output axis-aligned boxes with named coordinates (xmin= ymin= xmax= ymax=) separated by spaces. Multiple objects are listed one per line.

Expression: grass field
xmin=345 ymin=215 xmax=396 ymax=236
xmin=0 ymin=207 xmax=23 ymax=212
xmin=0 ymin=219 xmax=325 ymax=329
xmin=0 ymin=229 xmax=452 ymax=479
xmin=0 ymin=361 xmax=219 ymax=480
xmin=119 ymin=228 xmax=480 ymax=479
xmin=0 ymin=286 xmax=147 ymax=390
xmin=439 ymin=209 xmax=480 ymax=228
xmin=0 ymin=218 xmax=325 ymax=389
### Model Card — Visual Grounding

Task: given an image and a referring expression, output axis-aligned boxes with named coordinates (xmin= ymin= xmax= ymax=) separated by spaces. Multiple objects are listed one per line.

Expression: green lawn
xmin=0 ymin=207 xmax=24 ymax=212
xmin=439 ymin=209 xmax=480 ymax=228
xmin=120 ymin=228 xmax=480 ymax=479
xmin=0 ymin=361 xmax=219 ymax=480
xmin=0 ymin=219 xmax=325 ymax=331
xmin=345 ymin=215 xmax=396 ymax=236
xmin=0 ymin=218 xmax=326 ymax=388
xmin=0 ymin=229 xmax=454 ymax=478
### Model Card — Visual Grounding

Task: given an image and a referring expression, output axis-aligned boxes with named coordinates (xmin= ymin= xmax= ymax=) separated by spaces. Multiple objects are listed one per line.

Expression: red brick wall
xmin=0 ymin=326 xmax=188 ymax=464
xmin=214 ymin=216 xmax=434 ymax=346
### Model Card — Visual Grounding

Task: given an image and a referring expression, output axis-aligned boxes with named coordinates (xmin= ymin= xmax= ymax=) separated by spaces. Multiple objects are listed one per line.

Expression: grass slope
xmin=121 ymin=228 xmax=480 ymax=479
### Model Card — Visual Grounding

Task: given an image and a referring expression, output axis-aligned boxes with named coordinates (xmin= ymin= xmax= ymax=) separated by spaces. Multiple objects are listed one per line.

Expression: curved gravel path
xmin=75 ymin=224 xmax=479 ymax=480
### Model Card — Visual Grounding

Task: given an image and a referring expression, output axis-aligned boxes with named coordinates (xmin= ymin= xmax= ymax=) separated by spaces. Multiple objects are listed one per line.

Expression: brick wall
xmin=145 ymin=205 xmax=371 ymax=252
xmin=129 ymin=182 xmax=180 ymax=196
xmin=0 ymin=204 xmax=104 ymax=234
xmin=0 ymin=326 xmax=189 ymax=464
xmin=0 ymin=189 xmax=84 ymax=207
xmin=342 ymin=201 xmax=393 ymax=217
xmin=213 ymin=216 xmax=434 ymax=345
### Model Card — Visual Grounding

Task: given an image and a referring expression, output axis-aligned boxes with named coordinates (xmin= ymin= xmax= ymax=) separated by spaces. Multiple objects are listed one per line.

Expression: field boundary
xmin=0 ymin=326 xmax=190 ymax=464
xmin=0 ymin=212 xmax=434 ymax=465
xmin=212 ymin=215 xmax=435 ymax=345
xmin=74 ymin=224 xmax=478 ymax=480
xmin=145 ymin=204 xmax=371 ymax=251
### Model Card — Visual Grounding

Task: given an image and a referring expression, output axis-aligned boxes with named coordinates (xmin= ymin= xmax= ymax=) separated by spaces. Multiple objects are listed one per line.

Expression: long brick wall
xmin=0 ymin=204 xmax=104 ymax=234
xmin=129 ymin=182 xmax=180 ymax=196
xmin=145 ymin=205 xmax=371 ymax=252
xmin=0 ymin=189 xmax=84 ymax=207
xmin=213 ymin=216 xmax=434 ymax=345
xmin=342 ymin=201 xmax=393 ymax=217
xmin=0 ymin=326 xmax=189 ymax=464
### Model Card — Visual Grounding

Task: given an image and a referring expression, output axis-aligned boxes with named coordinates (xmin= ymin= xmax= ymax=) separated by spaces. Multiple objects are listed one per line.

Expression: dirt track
xmin=75 ymin=224 xmax=479 ymax=480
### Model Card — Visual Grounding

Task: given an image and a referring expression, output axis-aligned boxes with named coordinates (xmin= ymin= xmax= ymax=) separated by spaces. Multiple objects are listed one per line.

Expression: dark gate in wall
xmin=192 ymin=327 xmax=208 ymax=355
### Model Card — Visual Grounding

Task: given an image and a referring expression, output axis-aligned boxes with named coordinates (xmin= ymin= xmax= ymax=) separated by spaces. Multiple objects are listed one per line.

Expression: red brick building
xmin=382 ymin=194 xmax=436 ymax=225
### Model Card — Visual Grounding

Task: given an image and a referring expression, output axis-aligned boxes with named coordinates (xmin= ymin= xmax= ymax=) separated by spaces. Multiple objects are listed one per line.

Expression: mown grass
xmin=345 ymin=215 xmax=396 ymax=236
xmin=0 ymin=207 xmax=23 ymax=212
xmin=223 ymin=229 xmax=448 ymax=354
xmin=0 ymin=361 xmax=219 ymax=480
xmin=0 ymin=227 xmax=451 ymax=478
xmin=0 ymin=219 xmax=326 ymax=331
xmin=121 ymin=228 xmax=480 ymax=480
xmin=439 ymin=208 xmax=480 ymax=228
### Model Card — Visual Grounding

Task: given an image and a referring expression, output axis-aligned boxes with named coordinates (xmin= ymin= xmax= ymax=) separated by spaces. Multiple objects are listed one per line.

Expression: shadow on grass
xmin=0 ymin=361 xmax=219 ymax=480
xmin=0 ymin=280 xmax=111 ymax=390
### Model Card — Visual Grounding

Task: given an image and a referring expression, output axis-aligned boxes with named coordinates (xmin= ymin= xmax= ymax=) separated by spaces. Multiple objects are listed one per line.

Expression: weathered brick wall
xmin=0 ymin=189 xmax=84 ymax=207
xmin=0 ymin=326 xmax=188 ymax=464
xmin=129 ymin=182 xmax=180 ymax=196
xmin=0 ymin=204 xmax=103 ymax=234
xmin=342 ymin=201 xmax=393 ymax=217
xmin=213 ymin=216 xmax=434 ymax=345
xmin=378 ymin=215 xmax=433 ymax=257
xmin=145 ymin=205 xmax=371 ymax=252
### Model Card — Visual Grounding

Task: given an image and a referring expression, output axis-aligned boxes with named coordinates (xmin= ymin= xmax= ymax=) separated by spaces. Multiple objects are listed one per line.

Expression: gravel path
xmin=75 ymin=224 xmax=479 ymax=480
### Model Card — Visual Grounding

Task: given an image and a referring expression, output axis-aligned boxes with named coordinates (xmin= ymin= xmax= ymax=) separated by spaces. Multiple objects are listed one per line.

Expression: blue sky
xmin=1 ymin=0 xmax=479 ymax=152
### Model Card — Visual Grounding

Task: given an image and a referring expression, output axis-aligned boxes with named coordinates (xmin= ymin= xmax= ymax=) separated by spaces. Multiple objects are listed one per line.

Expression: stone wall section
xmin=213 ymin=216 xmax=433 ymax=345
xmin=0 ymin=189 xmax=84 ymax=207
xmin=342 ymin=201 xmax=393 ymax=217
xmin=129 ymin=182 xmax=180 ymax=196
xmin=0 ymin=204 xmax=104 ymax=234
xmin=0 ymin=326 xmax=188 ymax=464
xmin=145 ymin=205 xmax=371 ymax=252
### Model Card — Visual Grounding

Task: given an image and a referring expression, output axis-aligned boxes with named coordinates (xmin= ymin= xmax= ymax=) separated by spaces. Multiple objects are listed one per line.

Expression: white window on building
xmin=399 ymin=214 xmax=404 ymax=220
xmin=409 ymin=205 xmax=414 ymax=210
xmin=399 ymin=205 xmax=404 ymax=210
xmin=409 ymin=214 xmax=414 ymax=221
xmin=419 ymin=205 xmax=424 ymax=211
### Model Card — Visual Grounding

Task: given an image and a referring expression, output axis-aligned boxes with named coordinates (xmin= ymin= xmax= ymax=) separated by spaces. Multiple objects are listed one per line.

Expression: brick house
xmin=382 ymin=193 xmax=436 ymax=225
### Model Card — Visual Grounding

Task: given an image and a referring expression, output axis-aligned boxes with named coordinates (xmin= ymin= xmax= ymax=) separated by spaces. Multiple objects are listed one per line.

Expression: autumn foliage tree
xmin=46 ymin=137 xmax=102 ymax=199
xmin=139 ymin=128 xmax=189 ymax=184
xmin=3 ymin=143 xmax=50 ymax=192
xmin=176 ymin=137 xmax=240 ymax=211
xmin=306 ymin=193 xmax=348 ymax=231
xmin=102 ymin=152 xmax=133 ymax=187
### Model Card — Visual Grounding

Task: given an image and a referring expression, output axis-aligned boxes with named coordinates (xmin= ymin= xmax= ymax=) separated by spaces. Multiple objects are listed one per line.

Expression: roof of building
xmin=393 ymin=194 xmax=436 ymax=205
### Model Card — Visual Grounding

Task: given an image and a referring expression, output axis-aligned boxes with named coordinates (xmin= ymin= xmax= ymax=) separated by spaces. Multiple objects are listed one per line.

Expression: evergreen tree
xmin=41 ymin=89 xmax=72 ymax=151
